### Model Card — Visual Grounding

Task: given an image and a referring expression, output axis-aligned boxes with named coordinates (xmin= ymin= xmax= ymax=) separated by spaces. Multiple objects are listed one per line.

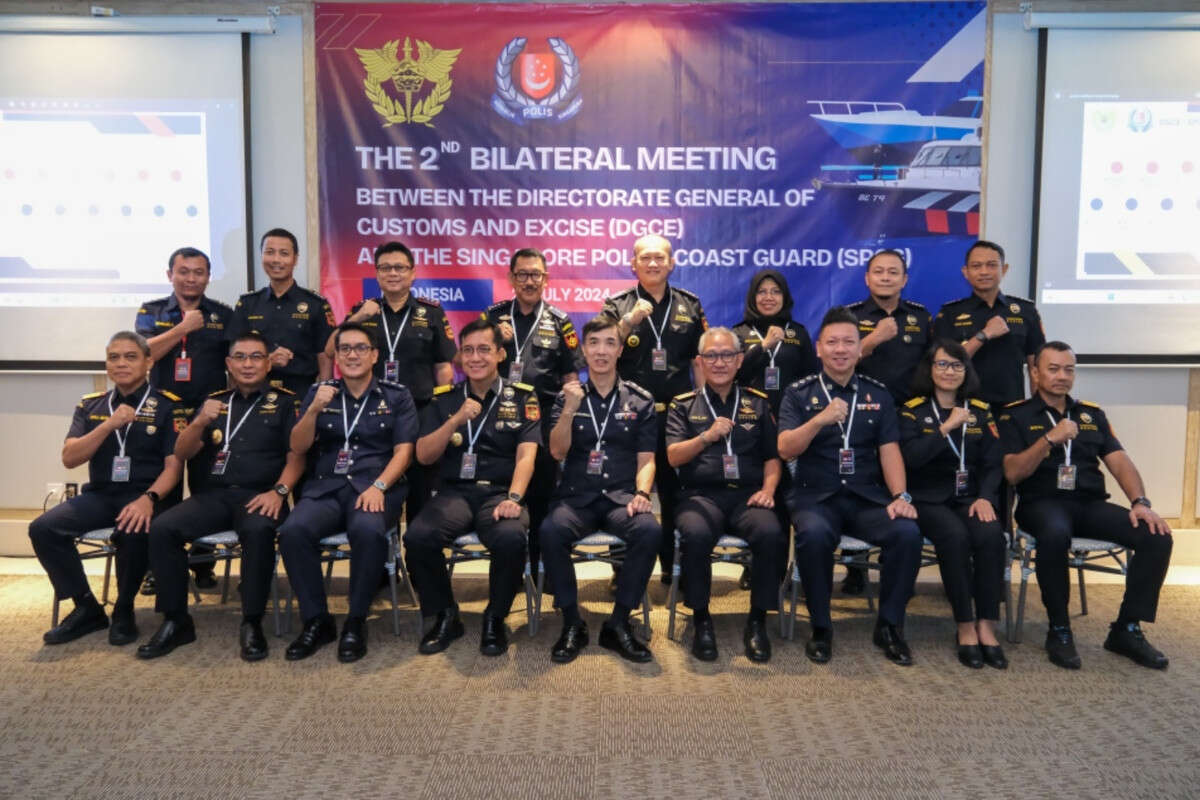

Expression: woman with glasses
xmin=899 ymin=339 xmax=1008 ymax=669
xmin=733 ymin=269 xmax=818 ymax=415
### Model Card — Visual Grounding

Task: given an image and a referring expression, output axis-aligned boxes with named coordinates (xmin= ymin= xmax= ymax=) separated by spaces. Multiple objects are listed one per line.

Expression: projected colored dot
xmin=1184 ymin=161 xmax=1194 ymax=174
xmin=1162 ymin=198 xmax=1174 ymax=210
xmin=88 ymin=205 xmax=99 ymax=216
xmin=1090 ymin=198 xmax=1103 ymax=210
xmin=55 ymin=205 xmax=65 ymax=215
xmin=3 ymin=169 xmax=13 ymax=179
xmin=121 ymin=205 xmax=132 ymax=216
xmin=1147 ymin=162 xmax=1159 ymax=174
xmin=138 ymin=169 xmax=149 ymax=181
xmin=153 ymin=205 xmax=165 ymax=217
xmin=170 ymin=170 xmax=182 ymax=182
xmin=21 ymin=204 xmax=32 ymax=215
xmin=186 ymin=205 xmax=198 ymax=217
xmin=1111 ymin=162 xmax=1123 ymax=173
xmin=1126 ymin=198 xmax=1138 ymax=210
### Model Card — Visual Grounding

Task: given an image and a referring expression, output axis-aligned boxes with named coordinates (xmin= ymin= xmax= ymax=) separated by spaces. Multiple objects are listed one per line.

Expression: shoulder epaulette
xmin=208 ymin=388 xmax=233 ymax=398
xmin=1076 ymin=399 xmax=1100 ymax=408
xmin=81 ymin=390 xmax=105 ymax=400
xmin=274 ymin=386 xmax=297 ymax=396
xmin=511 ymin=381 xmax=535 ymax=393
xmin=607 ymin=286 xmax=636 ymax=301
xmin=546 ymin=304 xmax=568 ymax=320
xmin=672 ymin=390 xmax=697 ymax=402
xmin=941 ymin=295 xmax=973 ymax=308
xmin=622 ymin=381 xmax=653 ymax=400
xmin=847 ymin=299 xmax=866 ymax=309
xmin=296 ymin=285 xmax=329 ymax=301
xmin=203 ymin=296 xmax=234 ymax=312
xmin=378 ymin=379 xmax=405 ymax=390
xmin=158 ymin=389 xmax=182 ymax=402
xmin=1005 ymin=294 xmax=1035 ymax=305
xmin=744 ymin=386 xmax=768 ymax=399
xmin=904 ymin=299 xmax=928 ymax=310
xmin=904 ymin=396 xmax=927 ymax=408
xmin=791 ymin=374 xmax=819 ymax=389
xmin=673 ymin=286 xmax=702 ymax=302
xmin=484 ymin=300 xmax=506 ymax=313
xmin=432 ymin=384 xmax=453 ymax=396
xmin=415 ymin=295 xmax=441 ymax=307
xmin=859 ymin=374 xmax=887 ymax=389
xmin=969 ymin=398 xmax=990 ymax=410
xmin=1003 ymin=397 xmax=1029 ymax=408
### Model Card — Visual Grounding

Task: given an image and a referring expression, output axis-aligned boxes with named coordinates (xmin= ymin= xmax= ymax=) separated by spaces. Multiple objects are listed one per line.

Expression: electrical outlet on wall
xmin=45 ymin=482 xmax=65 ymax=507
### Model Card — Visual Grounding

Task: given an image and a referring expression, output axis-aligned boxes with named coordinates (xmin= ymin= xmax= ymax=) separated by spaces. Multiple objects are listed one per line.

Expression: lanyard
xmin=586 ymin=382 xmax=618 ymax=448
xmin=701 ymin=385 xmax=739 ymax=455
xmin=930 ymin=400 xmax=968 ymax=472
xmin=108 ymin=385 xmax=152 ymax=457
xmin=340 ymin=387 xmax=372 ymax=450
xmin=1046 ymin=410 xmax=1072 ymax=465
xmin=753 ymin=326 xmax=783 ymax=366
xmin=818 ymin=376 xmax=857 ymax=449
xmin=221 ymin=394 xmax=261 ymax=453
xmin=465 ymin=378 xmax=503 ymax=454
xmin=379 ymin=300 xmax=412 ymax=360
xmin=510 ymin=300 xmax=544 ymax=361
xmin=636 ymin=286 xmax=673 ymax=349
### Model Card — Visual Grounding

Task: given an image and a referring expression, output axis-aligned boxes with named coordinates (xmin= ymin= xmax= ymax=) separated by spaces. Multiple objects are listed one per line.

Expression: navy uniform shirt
xmin=67 ymin=385 xmax=189 ymax=493
xmin=190 ymin=386 xmax=298 ymax=492
xmin=899 ymin=396 xmax=1002 ymax=507
xmin=849 ymin=297 xmax=932 ymax=403
xmin=666 ymin=385 xmax=777 ymax=492
xmin=484 ymin=300 xmax=582 ymax=407
xmin=778 ymin=372 xmax=898 ymax=505
xmin=134 ymin=294 xmax=233 ymax=408
xmin=298 ymin=378 xmax=418 ymax=497
xmin=997 ymin=394 xmax=1121 ymax=503
xmin=227 ymin=283 xmax=336 ymax=390
xmin=933 ymin=292 xmax=1045 ymax=406
xmin=550 ymin=379 xmax=657 ymax=507
xmin=343 ymin=294 xmax=456 ymax=406
xmin=603 ymin=285 xmax=707 ymax=406
xmin=732 ymin=320 xmax=818 ymax=415
xmin=421 ymin=378 xmax=542 ymax=491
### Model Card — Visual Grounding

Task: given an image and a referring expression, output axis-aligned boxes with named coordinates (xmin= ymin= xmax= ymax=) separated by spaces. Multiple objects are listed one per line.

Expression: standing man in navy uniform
xmin=227 ymin=228 xmax=335 ymax=397
xmin=999 ymin=341 xmax=1172 ymax=670
xmin=406 ymin=319 xmax=540 ymax=658
xmin=278 ymin=322 xmax=418 ymax=663
xmin=778 ymin=307 xmax=923 ymax=666
xmin=138 ymin=332 xmax=305 ymax=661
xmin=485 ymin=247 xmax=582 ymax=574
xmin=337 ymin=241 xmax=456 ymax=524
xmin=603 ymin=234 xmax=707 ymax=581
xmin=540 ymin=315 xmax=660 ymax=664
xmin=30 ymin=332 xmax=186 ymax=647
xmin=667 ymin=327 xmax=785 ymax=664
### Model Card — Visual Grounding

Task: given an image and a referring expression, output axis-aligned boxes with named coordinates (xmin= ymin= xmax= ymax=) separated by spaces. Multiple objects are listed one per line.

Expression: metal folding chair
xmin=186 ymin=530 xmax=284 ymax=637
xmin=49 ymin=527 xmax=116 ymax=626
xmin=447 ymin=531 xmax=541 ymax=635
xmin=532 ymin=531 xmax=653 ymax=638
xmin=784 ymin=534 xmax=878 ymax=640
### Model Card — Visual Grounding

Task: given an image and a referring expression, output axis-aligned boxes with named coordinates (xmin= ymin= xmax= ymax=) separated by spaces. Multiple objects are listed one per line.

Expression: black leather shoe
xmin=1045 ymin=625 xmax=1082 ymax=669
xmin=691 ymin=618 xmax=718 ymax=662
xmin=140 ymin=573 xmax=157 ymax=596
xmin=285 ymin=614 xmax=337 ymax=661
xmin=956 ymin=642 xmax=984 ymax=669
xmin=136 ymin=617 xmax=196 ymax=659
xmin=418 ymin=609 xmax=464 ymax=655
xmin=192 ymin=568 xmax=218 ymax=590
xmin=551 ymin=620 xmax=588 ymax=664
xmin=873 ymin=621 xmax=913 ymax=666
xmin=738 ymin=566 xmax=752 ymax=591
xmin=479 ymin=615 xmax=509 ymax=657
xmin=239 ymin=620 xmax=268 ymax=662
xmin=599 ymin=619 xmax=653 ymax=663
xmin=1104 ymin=621 xmax=1168 ymax=669
xmin=108 ymin=612 xmax=139 ymax=646
xmin=841 ymin=566 xmax=866 ymax=596
xmin=337 ymin=617 xmax=367 ymax=663
xmin=743 ymin=617 xmax=771 ymax=663
xmin=981 ymin=644 xmax=1008 ymax=670
xmin=43 ymin=603 xmax=108 ymax=645
xmin=805 ymin=627 xmax=832 ymax=663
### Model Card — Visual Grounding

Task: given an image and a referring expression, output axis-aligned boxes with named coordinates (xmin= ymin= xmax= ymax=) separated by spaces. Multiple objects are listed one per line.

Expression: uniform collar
xmin=339 ymin=376 xmax=380 ymax=400
xmin=378 ymin=293 xmax=413 ymax=314
xmin=165 ymin=293 xmax=211 ymax=314
xmin=587 ymin=377 xmax=620 ymax=401
xmin=265 ymin=282 xmax=298 ymax=302
xmin=703 ymin=383 xmax=738 ymax=408
xmin=819 ymin=370 xmax=858 ymax=393
xmin=463 ymin=376 xmax=501 ymax=402
xmin=860 ymin=296 xmax=903 ymax=317
xmin=115 ymin=381 xmax=150 ymax=403
xmin=636 ymin=283 xmax=672 ymax=308
xmin=1030 ymin=391 xmax=1075 ymax=416
xmin=970 ymin=290 xmax=1008 ymax=309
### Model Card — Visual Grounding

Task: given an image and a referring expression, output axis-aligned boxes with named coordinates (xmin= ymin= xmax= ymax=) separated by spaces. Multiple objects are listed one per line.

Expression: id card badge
xmin=174 ymin=357 xmax=192 ymax=382
xmin=587 ymin=449 xmax=605 ymax=475
xmin=507 ymin=360 xmax=524 ymax=383
xmin=111 ymin=456 xmax=132 ymax=482
xmin=651 ymin=348 xmax=668 ymax=372
xmin=838 ymin=448 xmax=855 ymax=475
xmin=954 ymin=469 xmax=970 ymax=497
xmin=384 ymin=360 xmax=400 ymax=382
xmin=1057 ymin=464 xmax=1077 ymax=491
xmin=211 ymin=450 xmax=230 ymax=476
xmin=334 ymin=448 xmax=352 ymax=475
xmin=459 ymin=452 xmax=477 ymax=480
xmin=764 ymin=366 xmax=781 ymax=391
xmin=723 ymin=453 xmax=740 ymax=480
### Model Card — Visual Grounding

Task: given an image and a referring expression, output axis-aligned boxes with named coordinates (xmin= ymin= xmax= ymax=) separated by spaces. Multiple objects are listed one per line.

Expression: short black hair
xmin=459 ymin=317 xmax=502 ymax=348
xmin=168 ymin=246 xmax=210 ymax=273
xmin=509 ymin=248 xmax=546 ymax=272
xmin=333 ymin=321 xmax=376 ymax=350
xmin=260 ymin=228 xmax=298 ymax=253
xmin=868 ymin=248 xmax=907 ymax=274
xmin=107 ymin=330 xmax=151 ymax=358
xmin=227 ymin=331 xmax=269 ymax=355
xmin=374 ymin=241 xmax=414 ymax=267
xmin=582 ymin=315 xmax=620 ymax=340
xmin=965 ymin=239 xmax=1005 ymax=265
xmin=1035 ymin=340 xmax=1074 ymax=365
xmin=909 ymin=338 xmax=980 ymax=401
xmin=818 ymin=306 xmax=860 ymax=337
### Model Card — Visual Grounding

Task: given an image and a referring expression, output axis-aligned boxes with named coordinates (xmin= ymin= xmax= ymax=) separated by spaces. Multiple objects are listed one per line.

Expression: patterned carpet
xmin=2 ymin=571 xmax=1198 ymax=799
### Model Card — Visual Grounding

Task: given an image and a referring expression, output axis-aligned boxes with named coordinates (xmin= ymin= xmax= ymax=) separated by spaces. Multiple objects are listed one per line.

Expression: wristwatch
xmin=274 ymin=483 xmax=290 ymax=497
xmin=507 ymin=491 xmax=525 ymax=505
xmin=1132 ymin=496 xmax=1152 ymax=509
xmin=372 ymin=479 xmax=388 ymax=491
xmin=974 ymin=331 xmax=988 ymax=343
xmin=635 ymin=489 xmax=652 ymax=501
xmin=143 ymin=490 xmax=161 ymax=503
xmin=892 ymin=491 xmax=912 ymax=504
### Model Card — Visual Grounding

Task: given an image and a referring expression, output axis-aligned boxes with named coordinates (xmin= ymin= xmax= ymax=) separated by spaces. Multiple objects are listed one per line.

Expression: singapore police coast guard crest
xmin=492 ymin=37 xmax=581 ymax=124
xmin=356 ymin=37 xmax=461 ymax=127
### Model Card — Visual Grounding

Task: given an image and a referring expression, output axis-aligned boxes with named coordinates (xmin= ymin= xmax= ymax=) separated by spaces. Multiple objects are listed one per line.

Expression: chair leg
xmin=387 ymin=534 xmax=401 ymax=637
xmin=395 ymin=546 xmax=422 ymax=638
xmin=323 ymin=555 xmax=335 ymax=593
xmin=101 ymin=553 xmax=113 ymax=605
xmin=1003 ymin=562 xmax=1014 ymax=643
xmin=532 ymin=559 xmax=545 ymax=638
xmin=787 ymin=559 xmax=800 ymax=641
xmin=1077 ymin=563 xmax=1088 ymax=616
xmin=666 ymin=529 xmax=682 ymax=640
xmin=51 ymin=595 xmax=60 ymax=627
xmin=271 ymin=553 xmax=283 ymax=638
xmin=641 ymin=589 xmax=652 ymax=640
xmin=1014 ymin=547 xmax=1032 ymax=644
xmin=220 ymin=550 xmax=234 ymax=605
xmin=189 ymin=573 xmax=202 ymax=605
xmin=863 ymin=556 xmax=877 ymax=614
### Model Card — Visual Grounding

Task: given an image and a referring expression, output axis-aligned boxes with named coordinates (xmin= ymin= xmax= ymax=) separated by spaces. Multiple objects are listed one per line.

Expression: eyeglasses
xmin=336 ymin=343 xmax=374 ymax=355
xmin=376 ymin=263 xmax=413 ymax=274
xmin=512 ymin=271 xmax=545 ymax=284
xmin=756 ymin=287 xmax=783 ymax=297
xmin=699 ymin=351 xmax=739 ymax=364
xmin=460 ymin=345 xmax=495 ymax=357
xmin=228 ymin=352 xmax=268 ymax=362
xmin=933 ymin=360 xmax=966 ymax=373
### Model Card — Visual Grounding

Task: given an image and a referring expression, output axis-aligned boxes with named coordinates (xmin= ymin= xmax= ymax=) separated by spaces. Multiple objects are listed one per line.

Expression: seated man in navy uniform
xmin=540 ymin=315 xmax=660 ymax=664
xmin=405 ymin=318 xmax=540 ymax=657
xmin=999 ymin=341 xmax=1172 ymax=670
xmin=278 ymin=322 xmax=418 ymax=663
xmin=667 ymin=327 xmax=785 ymax=664
xmin=138 ymin=332 xmax=305 ymax=661
xmin=778 ymin=307 xmax=922 ymax=666
xmin=30 ymin=331 xmax=186 ymax=646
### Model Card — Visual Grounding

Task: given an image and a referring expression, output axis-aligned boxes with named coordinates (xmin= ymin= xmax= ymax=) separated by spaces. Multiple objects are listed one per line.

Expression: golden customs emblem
xmin=356 ymin=38 xmax=461 ymax=128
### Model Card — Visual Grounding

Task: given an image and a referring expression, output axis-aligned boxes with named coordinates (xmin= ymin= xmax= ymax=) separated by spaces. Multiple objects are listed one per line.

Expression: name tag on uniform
xmin=723 ymin=454 xmax=740 ymax=480
xmin=211 ymin=450 xmax=230 ymax=476
xmin=384 ymin=360 xmax=400 ymax=382
xmin=764 ymin=366 xmax=780 ymax=391
xmin=587 ymin=449 xmax=605 ymax=475
xmin=1057 ymin=464 xmax=1077 ymax=491
xmin=839 ymin=448 xmax=855 ymax=475
xmin=459 ymin=452 xmax=477 ymax=480
xmin=111 ymin=456 xmax=132 ymax=482
xmin=651 ymin=348 xmax=667 ymax=371
xmin=507 ymin=360 xmax=524 ymax=383
xmin=334 ymin=449 xmax=352 ymax=475
xmin=174 ymin=357 xmax=192 ymax=382
xmin=955 ymin=469 xmax=970 ymax=497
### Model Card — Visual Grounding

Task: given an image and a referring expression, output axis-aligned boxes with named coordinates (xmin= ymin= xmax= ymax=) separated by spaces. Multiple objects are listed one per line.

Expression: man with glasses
xmin=603 ymin=234 xmax=707 ymax=581
xmin=405 ymin=319 xmax=541 ymax=657
xmin=277 ymin=322 xmax=418 ymax=663
xmin=337 ymin=241 xmax=456 ymax=523
xmin=137 ymin=332 xmax=306 ymax=660
xmin=666 ymin=327 xmax=785 ymax=663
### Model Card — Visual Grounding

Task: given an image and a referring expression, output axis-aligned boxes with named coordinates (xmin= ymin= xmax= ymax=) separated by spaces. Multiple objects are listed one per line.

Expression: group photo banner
xmin=316 ymin=1 xmax=987 ymax=336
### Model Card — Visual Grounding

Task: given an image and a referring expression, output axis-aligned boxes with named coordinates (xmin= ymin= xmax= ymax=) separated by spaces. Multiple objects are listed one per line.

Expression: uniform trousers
xmin=913 ymin=502 xmax=1006 ymax=622
xmin=654 ymin=419 xmax=682 ymax=574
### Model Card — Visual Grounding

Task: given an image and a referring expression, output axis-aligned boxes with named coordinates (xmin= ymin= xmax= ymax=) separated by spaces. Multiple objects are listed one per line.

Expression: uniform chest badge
xmin=450 ymin=432 xmax=463 ymax=446
xmin=145 ymin=425 xmax=157 ymax=434
xmin=626 ymin=334 xmax=640 ymax=348
xmin=145 ymin=397 xmax=158 ymax=409
xmin=967 ymin=414 xmax=978 ymax=425
xmin=297 ymin=302 xmax=309 ymax=313
xmin=212 ymin=429 xmax=223 ymax=445
xmin=907 ymin=315 xmax=917 ymax=325
xmin=1010 ymin=303 xmax=1020 ymax=314
xmin=266 ymin=392 xmax=278 ymax=403
xmin=502 ymin=386 xmax=515 ymax=399
xmin=785 ymin=328 xmax=795 ymax=338
xmin=416 ymin=307 xmax=427 ymax=317
xmin=1079 ymin=412 xmax=1093 ymax=424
